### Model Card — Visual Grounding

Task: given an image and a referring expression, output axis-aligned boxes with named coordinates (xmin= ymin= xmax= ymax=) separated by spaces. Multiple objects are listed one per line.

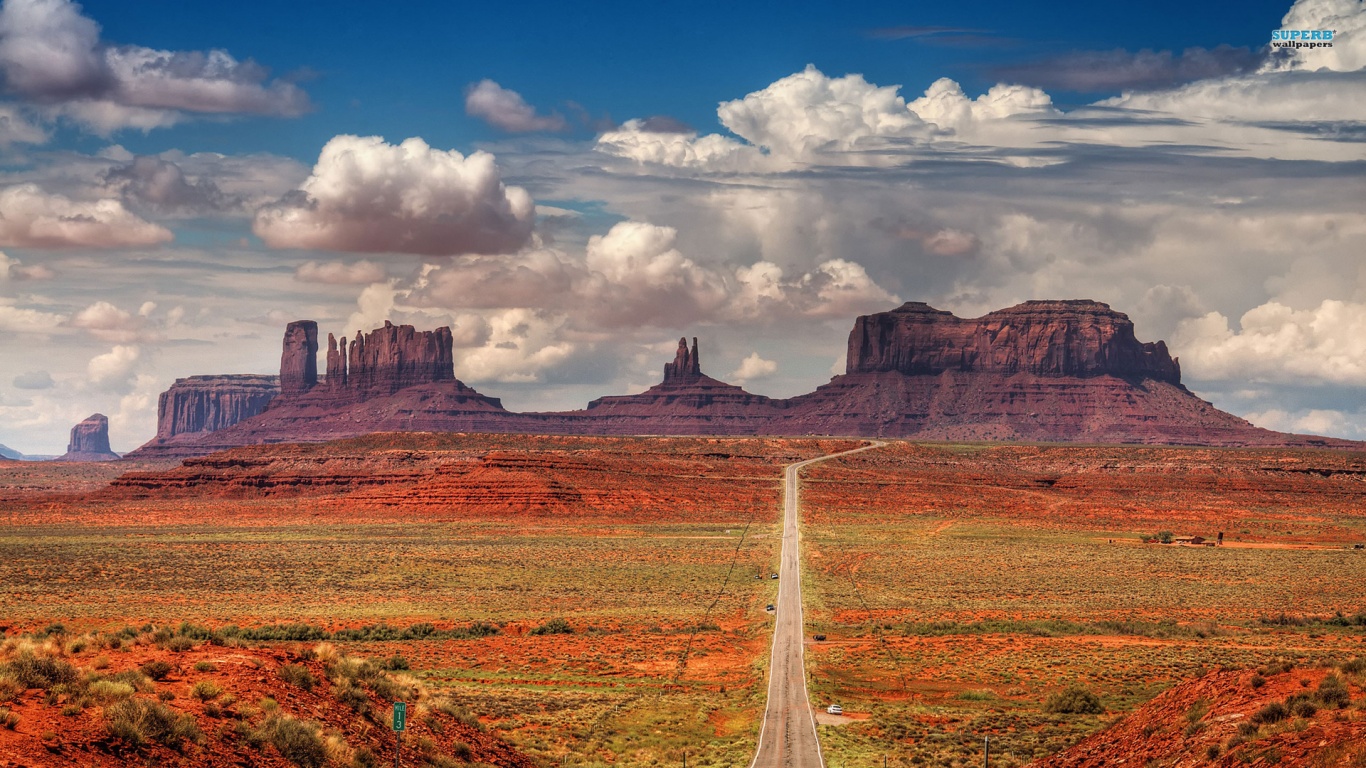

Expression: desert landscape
xmin=3 ymin=0 xmax=1365 ymax=764
xmin=2 ymin=434 xmax=1364 ymax=767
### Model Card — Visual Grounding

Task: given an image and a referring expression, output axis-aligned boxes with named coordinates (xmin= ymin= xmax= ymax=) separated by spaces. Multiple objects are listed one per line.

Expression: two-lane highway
xmin=750 ymin=442 xmax=884 ymax=768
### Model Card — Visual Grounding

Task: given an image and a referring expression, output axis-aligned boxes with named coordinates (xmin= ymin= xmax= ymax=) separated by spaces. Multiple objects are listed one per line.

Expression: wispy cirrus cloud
xmin=995 ymin=45 xmax=1261 ymax=92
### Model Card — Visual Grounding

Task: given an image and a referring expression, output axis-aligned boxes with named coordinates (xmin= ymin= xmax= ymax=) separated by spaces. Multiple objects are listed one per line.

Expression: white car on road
xmin=826 ymin=704 xmax=842 ymax=715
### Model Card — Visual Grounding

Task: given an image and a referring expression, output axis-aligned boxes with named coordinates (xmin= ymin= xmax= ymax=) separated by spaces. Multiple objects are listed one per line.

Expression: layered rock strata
xmin=56 ymin=413 xmax=120 ymax=461
xmin=125 ymin=301 xmax=1362 ymax=457
xmin=156 ymin=375 xmax=280 ymax=440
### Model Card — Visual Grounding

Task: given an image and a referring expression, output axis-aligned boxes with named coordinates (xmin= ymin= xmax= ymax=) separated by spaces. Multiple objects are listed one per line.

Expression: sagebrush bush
xmin=1316 ymin=674 xmax=1351 ymax=709
xmin=4 ymin=652 xmax=78 ymax=690
xmin=89 ymin=680 xmax=136 ymax=703
xmin=105 ymin=697 xmax=202 ymax=750
xmin=0 ymin=674 xmax=20 ymax=702
xmin=190 ymin=680 xmax=223 ymax=701
xmin=0 ymin=707 xmax=19 ymax=730
xmin=139 ymin=660 xmax=173 ymax=681
xmin=262 ymin=715 xmax=326 ymax=768
xmin=280 ymin=663 xmax=317 ymax=691
xmin=1251 ymin=701 xmax=1288 ymax=724
xmin=1043 ymin=686 xmax=1103 ymax=714
xmin=529 ymin=618 xmax=572 ymax=636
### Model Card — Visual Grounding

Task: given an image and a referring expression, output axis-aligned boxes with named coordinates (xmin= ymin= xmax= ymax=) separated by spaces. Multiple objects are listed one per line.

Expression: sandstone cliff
xmin=127 ymin=301 xmax=1360 ymax=457
xmin=558 ymin=337 xmax=785 ymax=434
xmin=129 ymin=320 xmax=506 ymax=458
xmin=846 ymin=300 xmax=1181 ymax=382
xmin=324 ymin=321 xmax=455 ymax=399
xmin=156 ymin=375 xmax=280 ymax=439
xmin=56 ymin=413 xmax=121 ymax=461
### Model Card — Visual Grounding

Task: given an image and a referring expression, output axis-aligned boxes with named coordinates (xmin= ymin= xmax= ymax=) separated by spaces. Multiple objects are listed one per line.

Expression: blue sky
xmin=65 ymin=0 xmax=1299 ymax=157
xmin=1 ymin=0 xmax=1365 ymax=453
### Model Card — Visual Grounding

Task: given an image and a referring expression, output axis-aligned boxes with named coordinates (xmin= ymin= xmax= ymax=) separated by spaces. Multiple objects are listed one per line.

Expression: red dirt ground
xmin=1035 ymin=665 xmax=1366 ymax=768
xmin=0 ymin=638 xmax=534 ymax=768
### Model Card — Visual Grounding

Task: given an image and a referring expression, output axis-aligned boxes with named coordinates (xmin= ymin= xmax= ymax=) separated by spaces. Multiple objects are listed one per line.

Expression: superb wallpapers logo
xmin=1271 ymin=28 xmax=1336 ymax=48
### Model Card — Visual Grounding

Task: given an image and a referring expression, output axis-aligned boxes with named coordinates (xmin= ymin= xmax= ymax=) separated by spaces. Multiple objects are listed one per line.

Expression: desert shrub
xmin=365 ymin=673 xmax=402 ymax=701
xmin=381 ymin=655 xmax=409 ymax=671
xmin=958 ymin=689 xmax=997 ymax=701
xmin=89 ymin=680 xmax=136 ymax=703
xmin=1043 ymin=686 xmax=1104 ymax=715
xmin=105 ymin=697 xmax=202 ymax=750
xmin=190 ymin=680 xmax=223 ymax=701
xmin=451 ymin=622 xmax=500 ymax=639
xmin=1341 ymin=657 xmax=1366 ymax=675
xmin=1316 ymin=674 xmax=1351 ymax=708
xmin=37 ymin=623 xmax=67 ymax=638
xmin=1250 ymin=674 xmax=1266 ymax=689
xmin=90 ymin=655 xmax=110 ymax=670
xmin=352 ymin=748 xmax=380 ymax=768
xmin=1251 ymin=701 xmax=1288 ymax=724
xmin=1290 ymin=698 xmax=1318 ymax=718
xmin=194 ymin=661 xmax=216 ymax=673
xmin=109 ymin=669 xmax=151 ymax=692
xmin=139 ymin=660 xmax=173 ymax=681
xmin=262 ymin=715 xmax=327 ymax=768
xmin=4 ymin=652 xmax=78 ymax=690
xmin=333 ymin=681 xmax=370 ymax=713
xmin=1237 ymin=720 xmax=1259 ymax=737
xmin=280 ymin=664 xmax=317 ymax=692
xmin=158 ymin=689 xmax=175 ymax=701
xmin=529 ymin=618 xmax=572 ymax=636
xmin=0 ymin=674 xmax=21 ymax=702
xmin=1206 ymin=744 xmax=1221 ymax=760
xmin=432 ymin=698 xmax=483 ymax=731
xmin=1259 ymin=661 xmax=1294 ymax=675
xmin=1157 ymin=531 xmax=1174 ymax=544
xmin=165 ymin=636 xmax=194 ymax=653
xmin=0 ymin=708 xmax=19 ymax=729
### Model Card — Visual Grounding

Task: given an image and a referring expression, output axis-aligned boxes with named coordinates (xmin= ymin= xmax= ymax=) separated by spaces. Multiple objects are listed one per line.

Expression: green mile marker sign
xmin=393 ymin=701 xmax=407 ymax=732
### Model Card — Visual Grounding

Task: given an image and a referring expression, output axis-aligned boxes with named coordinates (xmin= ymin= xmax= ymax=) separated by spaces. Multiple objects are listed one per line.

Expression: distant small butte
xmin=124 ymin=300 xmax=1359 ymax=459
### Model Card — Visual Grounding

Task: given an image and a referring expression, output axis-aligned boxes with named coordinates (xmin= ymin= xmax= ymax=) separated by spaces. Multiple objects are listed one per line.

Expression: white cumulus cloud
xmin=0 ymin=184 xmax=171 ymax=247
xmin=729 ymin=352 xmax=778 ymax=382
xmin=254 ymin=135 xmax=535 ymax=256
xmin=0 ymin=0 xmax=309 ymax=133
xmin=464 ymin=79 xmax=566 ymax=132
xmin=1173 ymin=299 xmax=1366 ymax=386
xmin=86 ymin=344 xmax=139 ymax=386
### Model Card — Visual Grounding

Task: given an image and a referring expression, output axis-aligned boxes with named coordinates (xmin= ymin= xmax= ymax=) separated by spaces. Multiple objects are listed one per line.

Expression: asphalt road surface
xmin=750 ymin=442 xmax=885 ymax=768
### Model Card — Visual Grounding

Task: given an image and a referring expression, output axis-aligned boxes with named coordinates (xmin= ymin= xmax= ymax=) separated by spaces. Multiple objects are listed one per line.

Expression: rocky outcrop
xmin=279 ymin=321 xmax=319 ymax=396
xmin=327 ymin=321 xmax=455 ymax=399
xmin=129 ymin=321 xmax=506 ymax=458
xmin=663 ymin=337 xmax=702 ymax=383
xmin=847 ymin=300 xmax=1181 ymax=383
xmin=783 ymin=300 xmax=1326 ymax=445
xmin=56 ymin=413 xmax=120 ymax=461
xmin=155 ymin=375 xmax=280 ymax=439
xmin=558 ymin=337 xmax=785 ymax=434
xmin=126 ymin=302 xmax=1363 ymax=457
